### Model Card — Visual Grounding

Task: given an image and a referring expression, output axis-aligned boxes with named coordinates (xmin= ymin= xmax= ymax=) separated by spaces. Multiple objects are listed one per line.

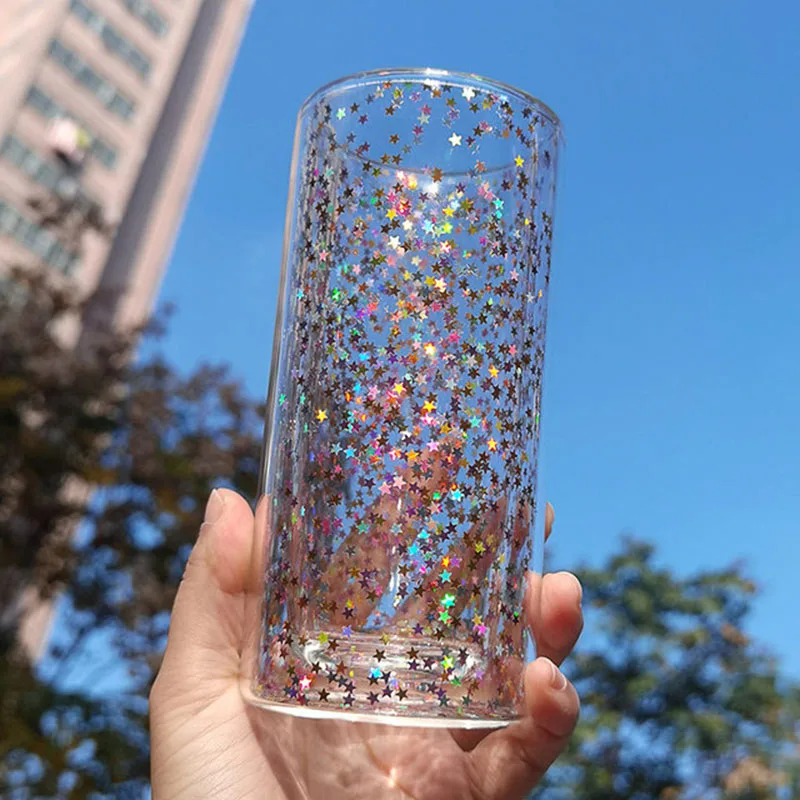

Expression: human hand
xmin=150 ymin=489 xmax=582 ymax=799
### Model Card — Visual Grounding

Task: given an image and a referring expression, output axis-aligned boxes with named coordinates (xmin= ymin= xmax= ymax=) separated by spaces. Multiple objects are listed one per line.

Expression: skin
xmin=150 ymin=489 xmax=583 ymax=799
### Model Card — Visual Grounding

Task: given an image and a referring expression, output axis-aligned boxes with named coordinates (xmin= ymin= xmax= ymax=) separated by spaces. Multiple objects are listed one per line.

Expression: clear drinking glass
xmin=241 ymin=68 xmax=561 ymax=727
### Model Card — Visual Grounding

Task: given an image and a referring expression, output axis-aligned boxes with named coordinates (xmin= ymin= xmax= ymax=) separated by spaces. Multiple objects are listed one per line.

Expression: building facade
xmin=0 ymin=0 xmax=251 ymax=659
xmin=0 ymin=0 xmax=251 ymax=328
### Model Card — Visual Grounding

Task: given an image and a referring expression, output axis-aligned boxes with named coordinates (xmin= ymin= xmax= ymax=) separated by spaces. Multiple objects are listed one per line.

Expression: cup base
xmin=242 ymin=629 xmax=522 ymax=728
xmin=240 ymin=676 xmax=516 ymax=729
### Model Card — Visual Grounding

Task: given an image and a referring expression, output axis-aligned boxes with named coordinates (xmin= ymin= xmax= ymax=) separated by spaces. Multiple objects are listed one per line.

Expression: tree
xmin=0 ymin=267 xmax=263 ymax=796
xmin=2 ymin=270 xmax=798 ymax=798
xmin=533 ymin=539 xmax=800 ymax=800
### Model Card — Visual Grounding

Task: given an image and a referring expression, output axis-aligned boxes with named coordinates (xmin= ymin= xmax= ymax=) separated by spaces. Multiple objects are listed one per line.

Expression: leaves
xmin=534 ymin=539 xmax=800 ymax=799
xmin=0 ymin=268 xmax=261 ymax=796
xmin=2 ymin=267 xmax=797 ymax=797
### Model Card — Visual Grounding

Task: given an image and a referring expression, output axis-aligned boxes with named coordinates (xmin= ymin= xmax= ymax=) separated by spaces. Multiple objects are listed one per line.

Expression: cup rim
xmin=299 ymin=67 xmax=561 ymax=132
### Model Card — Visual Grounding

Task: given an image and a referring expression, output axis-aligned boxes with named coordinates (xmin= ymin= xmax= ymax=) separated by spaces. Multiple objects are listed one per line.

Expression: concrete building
xmin=0 ymin=0 xmax=252 ymax=328
xmin=0 ymin=0 xmax=251 ymax=658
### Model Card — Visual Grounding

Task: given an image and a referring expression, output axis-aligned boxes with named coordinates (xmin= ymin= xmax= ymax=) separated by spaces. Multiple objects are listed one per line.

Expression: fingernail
xmin=204 ymin=489 xmax=225 ymax=526
xmin=549 ymin=661 xmax=568 ymax=691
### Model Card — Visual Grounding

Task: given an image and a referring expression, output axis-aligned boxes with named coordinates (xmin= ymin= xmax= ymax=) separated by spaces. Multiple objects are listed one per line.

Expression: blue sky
xmin=152 ymin=0 xmax=800 ymax=676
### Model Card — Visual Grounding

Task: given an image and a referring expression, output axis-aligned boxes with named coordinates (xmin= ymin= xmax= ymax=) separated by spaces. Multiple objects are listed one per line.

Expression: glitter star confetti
xmin=251 ymin=69 xmax=561 ymax=725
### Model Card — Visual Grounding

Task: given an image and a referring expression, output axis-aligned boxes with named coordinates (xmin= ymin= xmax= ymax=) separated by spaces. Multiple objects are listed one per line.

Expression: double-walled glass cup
xmin=242 ymin=68 xmax=561 ymax=728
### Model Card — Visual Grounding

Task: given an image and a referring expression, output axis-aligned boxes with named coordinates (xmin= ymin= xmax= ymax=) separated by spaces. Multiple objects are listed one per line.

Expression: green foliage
xmin=0 ymin=269 xmax=262 ymax=796
xmin=533 ymin=539 xmax=800 ymax=799
xmin=1 ymin=269 xmax=797 ymax=797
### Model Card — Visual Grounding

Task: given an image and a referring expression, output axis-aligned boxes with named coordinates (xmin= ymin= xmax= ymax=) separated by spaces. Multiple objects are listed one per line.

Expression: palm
xmin=161 ymin=682 xmax=539 ymax=799
xmin=150 ymin=490 xmax=581 ymax=799
xmin=246 ymin=705 xmax=489 ymax=798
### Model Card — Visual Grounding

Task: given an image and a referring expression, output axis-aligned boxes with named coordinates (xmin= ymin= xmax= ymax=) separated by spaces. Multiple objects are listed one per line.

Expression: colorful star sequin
xmin=254 ymin=71 xmax=560 ymax=724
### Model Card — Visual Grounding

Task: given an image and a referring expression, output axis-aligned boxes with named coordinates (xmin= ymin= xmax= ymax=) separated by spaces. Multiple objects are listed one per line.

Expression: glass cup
xmin=241 ymin=68 xmax=561 ymax=727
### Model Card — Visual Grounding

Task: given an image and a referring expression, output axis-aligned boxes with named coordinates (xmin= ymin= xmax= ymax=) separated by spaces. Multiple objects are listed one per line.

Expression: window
xmin=0 ymin=133 xmax=104 ymax=237
xmin=108 ymin=93 xmax=135 ymax=119
xmin=121 ymin=0 xmax=170 ymax=38
xmin=0 ymin=198 xmax=80 ymax=276
xmin=0 ymin=134 xmax=99 ymax=215
xmin=25 ymin=85 xmax=119 ymax=170
xmin=1 ymin=135 xmax=60 ymax=192
xmin=69 ymin=0 xmax=153 ymax=80
xmin=48 ymin=39 xmax=136 ymax=121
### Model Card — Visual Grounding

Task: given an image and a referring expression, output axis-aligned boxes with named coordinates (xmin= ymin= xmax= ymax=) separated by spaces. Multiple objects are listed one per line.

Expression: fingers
xmin=529 ymin=571 xmax=583 ymax=667
xmin=156 ymin=489 xmax=255 ymax=691
xmin=469 ymin=657 xmax=579 ymax=798
xmin=527 ymin=571 xmax=583 ymax=667
xmin=527 ymin=503 xmax=584 ymax=666
xmin=390 ymin=496 xmax=507 ymax=624
xmin=320 ymin=437 xmax=463 ymax=626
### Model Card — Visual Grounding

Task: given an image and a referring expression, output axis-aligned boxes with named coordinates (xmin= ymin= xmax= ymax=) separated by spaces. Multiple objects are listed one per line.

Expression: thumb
xmin=154 ymin=488 xmax=255 ymax=705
